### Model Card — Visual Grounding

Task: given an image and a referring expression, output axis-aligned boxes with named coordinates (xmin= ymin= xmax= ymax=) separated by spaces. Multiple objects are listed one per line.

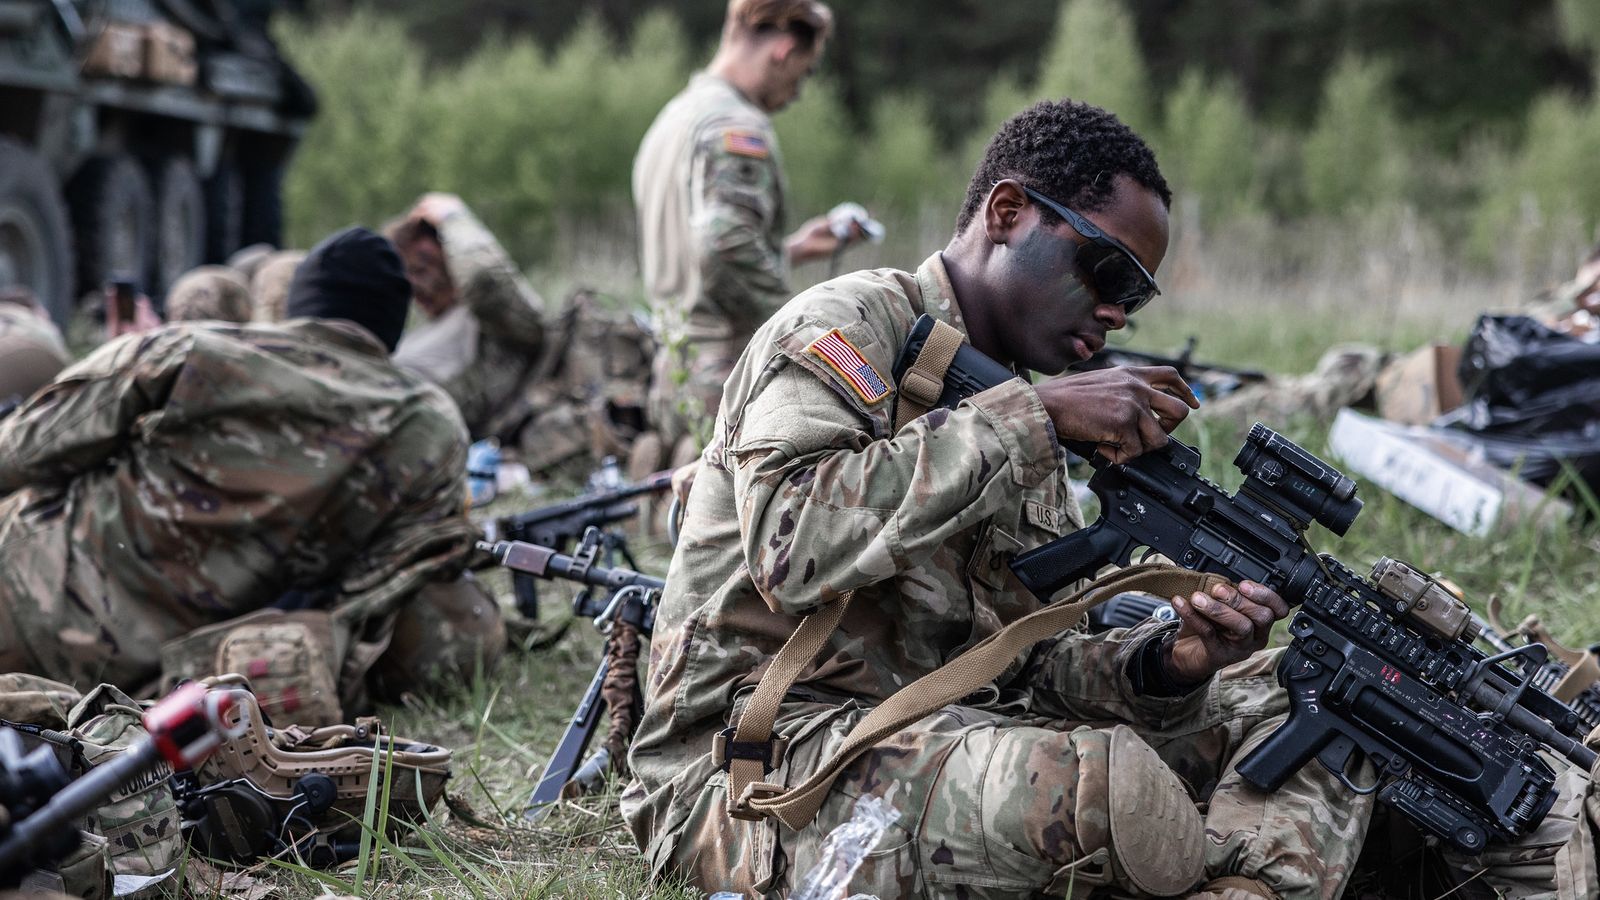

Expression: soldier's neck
xmin=939 ymin=244 xmax=1010 ymax=369
xmin=707 ymin=52 xmax=769 ymax=111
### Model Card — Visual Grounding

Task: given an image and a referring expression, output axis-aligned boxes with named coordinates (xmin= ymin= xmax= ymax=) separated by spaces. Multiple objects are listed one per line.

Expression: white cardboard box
xmin=1328 ymin=408 xmax=1572 ymax=536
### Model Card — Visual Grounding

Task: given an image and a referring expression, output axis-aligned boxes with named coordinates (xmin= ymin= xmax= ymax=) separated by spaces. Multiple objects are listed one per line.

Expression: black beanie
xmin=285 ymin=226 xmax=411 ymax=352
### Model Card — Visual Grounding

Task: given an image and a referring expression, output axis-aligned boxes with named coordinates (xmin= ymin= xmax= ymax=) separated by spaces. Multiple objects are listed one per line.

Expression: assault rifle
xmin=1 ymin=682 xmax=243 ymax=887
xmin=485 ymin=465 xmax=673 ymax=621
xmin=895 ymin=313 xmax=1599 ymax=855
xmin=478 ymin=528 xmax=664 ymax=820
xmin=1075 ymin=337 xmax=1267 ymax=402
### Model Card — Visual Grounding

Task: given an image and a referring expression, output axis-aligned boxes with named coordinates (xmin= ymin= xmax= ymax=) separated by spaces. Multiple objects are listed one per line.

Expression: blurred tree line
xmin=303 ymin=0 xmax=1591 ymax=148
xmin=281 ymin=0 xmax=1600 ymax=276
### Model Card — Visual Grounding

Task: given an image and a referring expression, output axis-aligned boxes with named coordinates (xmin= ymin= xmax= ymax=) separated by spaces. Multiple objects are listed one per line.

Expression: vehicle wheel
xmin=0 ymin=138 xmax=76 ymax=327
xmin=240 ymin=161 xmax=284 ymax=249
xmin=204 ymin=162 xmax=243 ymax=263
xmin=66 ymin=154 xmax=154 ymax=297
xmin=150 ymin=158 xmax=206 ymax=301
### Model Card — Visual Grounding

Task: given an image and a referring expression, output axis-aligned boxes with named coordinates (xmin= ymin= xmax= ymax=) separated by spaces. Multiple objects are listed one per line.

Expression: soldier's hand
xmin=1166 ymin=581 xmax=1288 ymax=683
xmin=414 ymin=192 xmax=467 ymax=225
xmin=785 ymin=215 xmax=849 ymax=265
xmin=1034 ymin=366 xmax=1199 ymax=464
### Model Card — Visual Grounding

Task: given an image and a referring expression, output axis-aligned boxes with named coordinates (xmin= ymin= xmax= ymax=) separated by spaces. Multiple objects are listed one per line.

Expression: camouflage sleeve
xmin=691 ymin=126 xmax=791 ymax=331
xmin=1014 ymin=618 xmax=1212 ymax=728
xmin=0 ymin=330 xmax=189 ymax=493
xmin=331 ymin=405 xmax=477 ymax=623
xmin=436 ymin=207 xmax=546 ymax=351
xmin=728 ymin=325 xmax=1062 ymax=616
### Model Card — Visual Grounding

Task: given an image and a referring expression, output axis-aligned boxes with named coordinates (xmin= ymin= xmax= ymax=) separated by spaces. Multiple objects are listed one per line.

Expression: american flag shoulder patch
xmin=807 ymin=329 xmax=891 ymax=404
xmin=722 ymin=129 xmax=770 ymax=159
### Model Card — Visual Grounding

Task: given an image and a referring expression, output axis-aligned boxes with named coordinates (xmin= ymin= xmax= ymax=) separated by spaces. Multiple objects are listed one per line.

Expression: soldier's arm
xmin=330 ymin=414 xmax=479 ymax=623
xmin=0 ymin=331 xmax=187 ymax=493
xmin=691 ymin=126 xmax=791 ymax=331
xmin=436 ymin=206 xmax=546 ymax=350
xmin=1009 ymin=619 xmax=1212 ymax=728
xmin=730 ymin=322 xmax=1061 ymax=617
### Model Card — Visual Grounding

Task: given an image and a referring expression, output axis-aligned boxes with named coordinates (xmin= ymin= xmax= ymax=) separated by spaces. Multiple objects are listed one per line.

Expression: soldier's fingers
xmin=1190 ymin=591 xmax=1255 ymax=638
xmin=1172 ymin=594 xmax=1218 ymax=642
xmin=1238 ymin=581 xmax=1289 ymax=619
xmin=1208 ymin=582 xmax=1273 ymax=628
xmin=1131 ymin=366 xmax=1200 ymax=409
xmin=1133 ymin=407 xmax=1169 ymax=457
xmin=1147 ymin=389 xmax=1192 ymax=433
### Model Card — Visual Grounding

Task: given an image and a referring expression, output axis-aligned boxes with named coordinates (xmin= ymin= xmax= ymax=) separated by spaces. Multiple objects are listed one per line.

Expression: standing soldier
xmin=634 ymin=0 xmax=869 ymax=463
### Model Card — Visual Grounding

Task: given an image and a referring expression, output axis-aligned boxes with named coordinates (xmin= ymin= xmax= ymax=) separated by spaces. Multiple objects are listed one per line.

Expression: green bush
xmin=1471 ymin=89 xmax=1600 ymax=263
xmin=1156 ymin=71 xmax=1261 ymax=222
xmin=769 ymin=78 xmax=858 ymax=219
xmin=1300 ymin=55 xmax=1413 ymax=215
xmin=278 ymin=11 xmax=434 ymax=246
xmin=1032 ymin=0 xmax=1155 ymax=137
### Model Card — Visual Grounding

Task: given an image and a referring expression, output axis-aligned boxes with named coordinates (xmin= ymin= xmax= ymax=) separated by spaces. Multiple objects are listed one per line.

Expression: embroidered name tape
xmin=808 ymin=329 xmax=891 ymax=404
xmin=723 ymin=130 xmax=770 ymax=159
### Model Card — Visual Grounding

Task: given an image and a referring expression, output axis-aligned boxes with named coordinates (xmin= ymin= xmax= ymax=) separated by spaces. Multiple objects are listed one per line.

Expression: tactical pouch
xmin=158 ymin=610 xmax=353 ymax=725
xmin=180 ymin=680 xmax=450 ymax=868
xmin=63 ymin=686 xmax=183 ymax=877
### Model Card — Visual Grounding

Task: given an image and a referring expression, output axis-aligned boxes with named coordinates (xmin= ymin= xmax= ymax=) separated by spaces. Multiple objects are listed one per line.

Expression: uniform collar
xmin=693 ymin=70 xmax=759 ymax=110
xmin=914 ymin=252 xmax=971 ymax=340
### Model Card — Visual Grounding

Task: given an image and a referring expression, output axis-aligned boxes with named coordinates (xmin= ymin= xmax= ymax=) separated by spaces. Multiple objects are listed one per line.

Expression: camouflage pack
xmin=64 ymin=686 xmax=183 ymax=877
xmin=159 ymin=609 xmax=353 ymax=726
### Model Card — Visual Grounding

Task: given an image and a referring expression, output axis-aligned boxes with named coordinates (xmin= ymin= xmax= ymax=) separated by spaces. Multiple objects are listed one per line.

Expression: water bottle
xmin=466 ymin=439 xmax=500 ymax=508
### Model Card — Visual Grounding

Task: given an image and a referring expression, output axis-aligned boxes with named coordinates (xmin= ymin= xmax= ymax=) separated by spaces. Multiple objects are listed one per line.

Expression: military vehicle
xmin=0 ymin=0 xmax=314 ymax=324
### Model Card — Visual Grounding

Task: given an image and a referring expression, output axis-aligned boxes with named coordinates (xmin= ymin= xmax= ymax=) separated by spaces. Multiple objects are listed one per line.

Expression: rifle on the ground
xmin=1074 ymin=336 xmax=1267 ymax=402
xmin=478 ymin=528 xmax=664 ymax=820
xmin=895 ymin=313 xmax=1598 ymax=855
xmin=0 ymin=682 xmax=243 ymax=887
xmin=485 ymin=465 xmax=673 ymax=621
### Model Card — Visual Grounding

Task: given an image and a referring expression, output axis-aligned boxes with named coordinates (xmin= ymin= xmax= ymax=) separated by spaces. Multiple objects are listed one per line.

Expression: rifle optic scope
xmin=1233 ymin=423 xmax=1362 ymax=536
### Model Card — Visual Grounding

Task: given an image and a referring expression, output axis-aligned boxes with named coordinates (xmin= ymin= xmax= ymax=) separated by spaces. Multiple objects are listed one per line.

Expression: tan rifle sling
xmin=716 ymin=317 xmax=1223 ymax=830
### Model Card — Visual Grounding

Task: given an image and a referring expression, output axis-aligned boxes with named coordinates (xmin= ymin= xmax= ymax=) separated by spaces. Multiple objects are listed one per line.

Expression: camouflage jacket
xmin=392 ymin=206 xmax=546 ymax=437
xmin=0 ymin=319 xmax=477 ymax=687
xmin=634 ymin=72 xmax=790 ymax=344
xmin=622 ymin=253 xmax=1205 ymax=847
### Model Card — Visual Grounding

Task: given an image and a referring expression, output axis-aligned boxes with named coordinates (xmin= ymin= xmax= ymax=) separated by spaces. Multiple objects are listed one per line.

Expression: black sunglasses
xmin=1020 ymin=185 xmax=1161 ymax=315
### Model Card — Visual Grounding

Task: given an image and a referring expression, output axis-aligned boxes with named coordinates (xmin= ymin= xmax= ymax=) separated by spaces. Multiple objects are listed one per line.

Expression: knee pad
xmin=1082 ymin=725 xmax=1207 ymax=896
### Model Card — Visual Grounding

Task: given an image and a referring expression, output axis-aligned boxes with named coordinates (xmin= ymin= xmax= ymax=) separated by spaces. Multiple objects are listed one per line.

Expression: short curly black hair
xmin=956 ymin=99 xmax=1171 ymax=234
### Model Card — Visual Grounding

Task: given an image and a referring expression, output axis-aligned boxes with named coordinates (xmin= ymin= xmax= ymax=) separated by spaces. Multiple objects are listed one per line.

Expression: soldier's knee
xmin=984 ymin=724 xmax=1205 ymax=896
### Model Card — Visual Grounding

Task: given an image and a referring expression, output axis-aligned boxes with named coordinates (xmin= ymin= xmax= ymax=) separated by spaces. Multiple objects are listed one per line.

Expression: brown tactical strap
xmin=1555 ymin=652 xmax=1600 ymax=704
xmin=723 ymin=563 xmax=1225 ymax=830
xmin=892 ymin=318 xmax=965 ymax=431
xmin=720 ymin=591 xmax=855 ymax=819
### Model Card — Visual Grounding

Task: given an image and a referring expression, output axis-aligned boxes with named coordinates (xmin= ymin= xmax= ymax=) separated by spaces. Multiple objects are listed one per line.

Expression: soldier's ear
xmin=983 ymin=180 xmax=1028 ymax=247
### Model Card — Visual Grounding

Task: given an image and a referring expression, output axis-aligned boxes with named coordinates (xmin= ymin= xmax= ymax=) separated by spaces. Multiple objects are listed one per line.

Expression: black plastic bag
xmin=1438 ymin=315 xmax=1600 ymax=499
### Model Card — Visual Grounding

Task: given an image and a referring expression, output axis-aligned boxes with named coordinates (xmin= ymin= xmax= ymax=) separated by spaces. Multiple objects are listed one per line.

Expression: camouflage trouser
xmin=647 ymin=336 xmax=746 ymax=454
xmin=650 ymin=649 xmax=1374 ymax=899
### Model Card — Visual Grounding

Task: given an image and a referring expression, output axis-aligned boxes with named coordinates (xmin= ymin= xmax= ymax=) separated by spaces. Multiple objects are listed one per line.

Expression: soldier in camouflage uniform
xmin=634 ymin=0 xmax=869 ymax=461
xmin=0 ymin=227 xmax=477 ymax=690
xmin=623 ymin=101 xmax=1378 ymax=900
xmin=389 ymin=193 xmax=547 ymax=440
xmin=0 ymin=287 xmax=70 ymax=405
